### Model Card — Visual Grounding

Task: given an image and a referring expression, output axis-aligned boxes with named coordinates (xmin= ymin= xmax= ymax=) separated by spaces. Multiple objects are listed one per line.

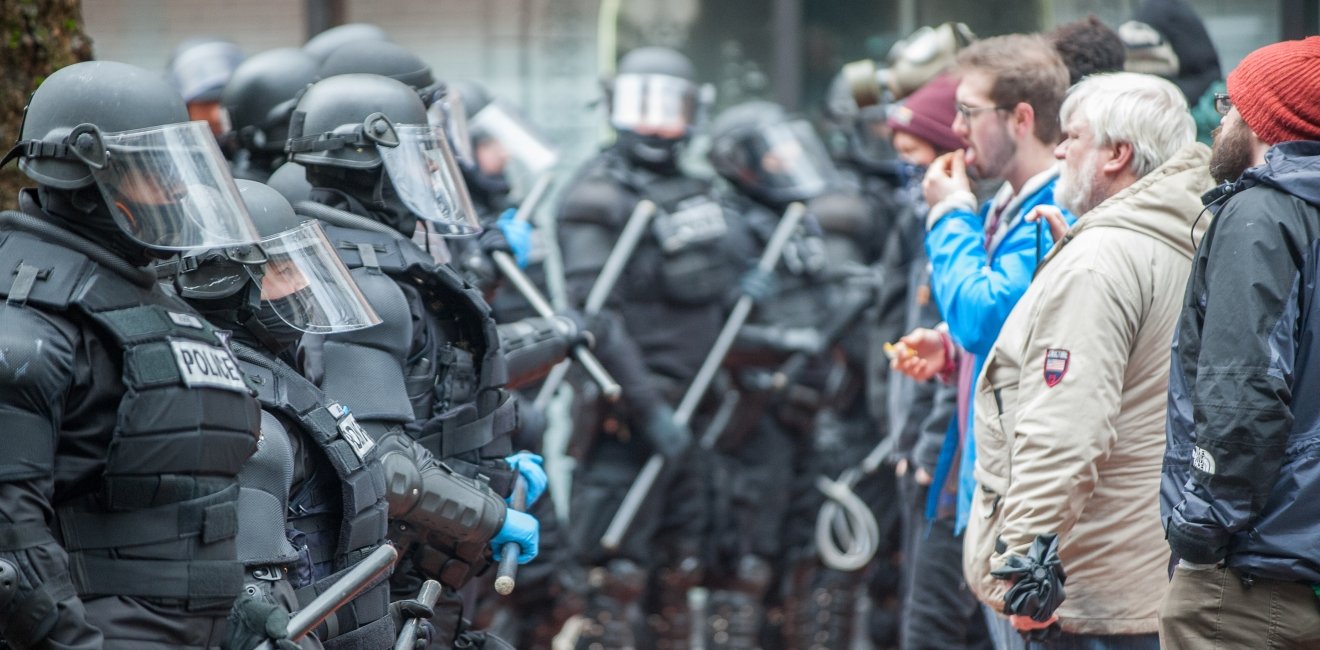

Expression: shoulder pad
xmin=558 ymin=175 xmax=635 ymax=228
xmin=0 ymin=231 xmax=96 ymax=311
xmin=326 ymin=267 xmax=414 ymax=358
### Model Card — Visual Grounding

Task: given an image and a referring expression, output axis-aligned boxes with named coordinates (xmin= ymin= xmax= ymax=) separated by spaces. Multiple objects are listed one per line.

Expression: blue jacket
xmin=1163 ymin=142 xmax=1320 ymax=582
xmin=923 ymin=171 xmax=1071 ymax=531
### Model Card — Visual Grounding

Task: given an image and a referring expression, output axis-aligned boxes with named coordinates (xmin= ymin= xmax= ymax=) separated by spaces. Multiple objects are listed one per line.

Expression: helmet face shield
xmin=611 ymin=73 xmax=697 ymax=138
xmin=715 ymin=119 xmax=838 ymax=203
xmin=468 ymin=101 xmax=558 ymax=201
xmin=427 ymin=87 xmax=474 ymax=168
xmin=250 ymin=220 xmax=380 ymax=333
xmin=92 ymin=121 xmax=260 ymax=250
xmin=377 ymin=124 xmax=481 ymax=236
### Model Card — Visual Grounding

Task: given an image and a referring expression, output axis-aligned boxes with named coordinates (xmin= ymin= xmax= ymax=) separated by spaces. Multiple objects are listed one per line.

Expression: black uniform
xmin=558 ymin=145 xmax=743 ymax=648
xmin=0 ymin=197 xmax=261 ymax=649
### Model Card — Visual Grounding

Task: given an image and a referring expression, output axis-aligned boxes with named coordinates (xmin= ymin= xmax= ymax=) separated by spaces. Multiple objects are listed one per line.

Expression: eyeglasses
xmin=955 ymin=102 xmax=1013 ymax=121
xmin=1213 ymin=92 xmax=1232 ymax=117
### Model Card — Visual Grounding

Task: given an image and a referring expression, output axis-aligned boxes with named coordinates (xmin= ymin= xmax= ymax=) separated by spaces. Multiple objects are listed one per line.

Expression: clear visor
xmin=468 ymin=101 xmax=559 ymax=201
xmin=745 ymin=120 xmax=837 ymax=197
xmin=611 ymin=73 xmax=696 ymax=137
xmin=92 ymin=121 xmax=260 ymax=250
xmin=377 ymin=125 xmax=482 ymax=237
xmin=427 ymin=88 xmax=474 ymax=168
xmin=250 ymin=220 xmax=381 ymax=333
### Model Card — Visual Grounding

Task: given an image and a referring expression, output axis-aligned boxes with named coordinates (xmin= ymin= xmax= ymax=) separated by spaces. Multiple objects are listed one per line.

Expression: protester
xmin=964 ymin=72 xmax=1210 ymax=649
xmin=1161 ymin=36 xmax=1320 ymax=648
xmin=1048 ymin=16 xmax=1126 ymax=85
xmin=881 ymin=72 xmax=993 ymax=650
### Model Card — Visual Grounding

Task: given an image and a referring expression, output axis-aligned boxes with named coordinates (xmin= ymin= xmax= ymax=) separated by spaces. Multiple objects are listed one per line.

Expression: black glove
xmin=642 ymin=403 xmax=691 ymax=460
xmin=224 ymin=585 xmax=299 ymax=650
xmin=991 ymin=533 xmax=1067 ymax=623
xmin=553 ymin=308 xmax=596 ymax=350
xmin=390 ymin=598 xmax=436 ymax=650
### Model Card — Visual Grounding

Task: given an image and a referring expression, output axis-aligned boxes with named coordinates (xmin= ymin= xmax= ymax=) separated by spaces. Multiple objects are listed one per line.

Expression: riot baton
xmin=255 ymin=543 xmax=399 ymax=648
xmin=513 ymin=174 xmax=555 ymax=224
xmin=490 ymin=250 xmax=622 ymax=401
xmin=392 ymin=580 xmax=441 ymax=650
xmin=534 ymin=199 xmax=658 ymax=409
xmin=600 ymin=201 xmax=808 ymax=552
xmin=493 ymin=476 xmax=529 ymax=595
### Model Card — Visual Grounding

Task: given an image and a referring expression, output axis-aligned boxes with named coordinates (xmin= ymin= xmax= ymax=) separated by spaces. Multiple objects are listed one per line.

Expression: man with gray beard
xmin=962 ymin=72 xmax=1211 ymax=649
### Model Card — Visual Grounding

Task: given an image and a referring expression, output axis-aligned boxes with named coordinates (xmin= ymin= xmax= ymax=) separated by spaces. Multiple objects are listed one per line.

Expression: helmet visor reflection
xmin=92 ymin=121 xmax=260 ymax=250
xmin=377 ymin=124 xmax=481 ymax=236
xmin=250 ymin=220 xmax=381 ymax=333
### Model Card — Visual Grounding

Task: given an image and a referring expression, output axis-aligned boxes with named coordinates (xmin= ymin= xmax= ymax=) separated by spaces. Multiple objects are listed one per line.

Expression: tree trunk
xmin=0 ymin=0 xmax=92 ymax=210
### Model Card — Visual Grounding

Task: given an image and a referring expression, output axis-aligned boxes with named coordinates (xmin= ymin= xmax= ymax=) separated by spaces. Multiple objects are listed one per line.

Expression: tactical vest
xmin=302 ymin=204 xmax=519 ymax=496
xmin=231 ymin=341 xmax=393 ymax=645
xmin=605 ymin=161 xmax=737 ymax=306
xmin=0 ymin=223 xmax=259 ymax=607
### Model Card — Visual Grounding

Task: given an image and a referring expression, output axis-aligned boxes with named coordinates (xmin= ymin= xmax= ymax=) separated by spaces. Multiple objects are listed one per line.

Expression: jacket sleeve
xmin=926 ymin=208 xmax=1053 ymax=355
xmin=1167 ymin=198 xmax=1302 ymax=564
xmin=994 ymin=267 xmax=1137 ymax=561
xmin=0 ymin=305 xmax=103 ymax=648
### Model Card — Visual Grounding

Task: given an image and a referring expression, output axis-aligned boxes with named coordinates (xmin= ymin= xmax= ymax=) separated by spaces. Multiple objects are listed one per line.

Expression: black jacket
xmin=1163 ymin=141 xmax=1320 ymax=581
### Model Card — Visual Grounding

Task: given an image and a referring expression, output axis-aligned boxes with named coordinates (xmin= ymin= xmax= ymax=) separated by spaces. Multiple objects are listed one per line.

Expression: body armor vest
xmin=300 ymin=204 xmax=519 ymax=496
xmin=605 ymin=161 xmax=736 ymax=306
xmin=231 ymin=341 xmax=393 ymax=645
xmin=0 ymin=223 xmax=259 ymax=607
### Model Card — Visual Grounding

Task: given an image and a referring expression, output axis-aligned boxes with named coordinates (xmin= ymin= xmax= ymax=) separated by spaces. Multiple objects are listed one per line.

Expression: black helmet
xmin=287 ymin=74 xmax=427 ymax=171
xmin=606 ymin=47 xmax=704 ymax=168
xmin=223 ymin=48 xmax=319 ymax=155
xmin=447 ymin=80 xmax=493 ymax=120
xmin=822 ymin=71 xmax=898 ymax=177
xmin=172 ymin=179 xmax=296 ymax=301
xmin=14 ymin=60 xmax=191 ymax=190
xmin=318 ymin=40 xmax=435 ymax=94
xmin=303 ymin=23 xmax=389 ymax=63
xmin=168 ymin=37 xmax=245 ymax=104
xmin=266 ymin=161 xmax=313 ymax=205
xmin=287 ymin=74 xmax=479 ymax=235
xmin=708 ymin=100 xmax=839 ymax=206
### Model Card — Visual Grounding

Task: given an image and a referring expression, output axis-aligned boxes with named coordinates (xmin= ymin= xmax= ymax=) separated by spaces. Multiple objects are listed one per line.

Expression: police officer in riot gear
xmin=285 ymin=72 xmax=558 ymax=648
xmin=0 ymin=60 xmax=265 ymax=649
xmin=168 ymin=37 xmax=246 ymax=139
xmin=709 ymin=99 xmax=886 ymax=649
xmin=222 ymin=48 xmax=320 ymax=181
xmin=557 ymin=46 xmax=741 ymax=649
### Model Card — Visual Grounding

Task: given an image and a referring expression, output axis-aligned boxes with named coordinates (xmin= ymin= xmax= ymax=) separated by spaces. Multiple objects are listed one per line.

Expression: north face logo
xmin=1192 ymin=446 xmax=1216 ymax=475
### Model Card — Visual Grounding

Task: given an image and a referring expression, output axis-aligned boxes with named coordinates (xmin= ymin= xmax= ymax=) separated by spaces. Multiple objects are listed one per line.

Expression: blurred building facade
xmin=84 ymin=0 xmax=1312 ymax=170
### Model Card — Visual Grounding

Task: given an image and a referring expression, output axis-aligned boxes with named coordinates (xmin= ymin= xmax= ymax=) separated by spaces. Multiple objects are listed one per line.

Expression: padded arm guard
xmin=376 ymin=428 xmax=506 ymax=587
xmin=498 ymin=316 xmax=578 ymax=390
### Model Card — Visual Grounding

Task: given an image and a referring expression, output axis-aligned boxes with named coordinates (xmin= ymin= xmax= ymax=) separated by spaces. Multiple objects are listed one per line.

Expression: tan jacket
xmin=963 ymin=143 xmax=1213 ymax=635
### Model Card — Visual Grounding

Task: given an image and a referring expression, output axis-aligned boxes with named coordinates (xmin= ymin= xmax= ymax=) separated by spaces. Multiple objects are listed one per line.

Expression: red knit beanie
xmin=1228 ymin=36 xmax=1320 ymax=145
xmin=887 ymin=73 xmax=963 ymax=153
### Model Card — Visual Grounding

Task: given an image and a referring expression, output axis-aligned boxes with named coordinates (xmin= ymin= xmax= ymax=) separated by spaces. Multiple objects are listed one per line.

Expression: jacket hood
xmin=1243 ymin=141 xmax=1320 ymax=208
xmin=1050 ymin=142 xmax=1212 ymax=262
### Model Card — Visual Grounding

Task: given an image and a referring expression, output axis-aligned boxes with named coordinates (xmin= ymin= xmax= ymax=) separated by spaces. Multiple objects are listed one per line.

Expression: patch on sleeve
xmin=328 ymin=402 xmax=375 ymax=461
xmin=1192 ymin=446 xmax=1216 ymax=475
xmin=1043 ymin=349 xmax=1070 ymax=387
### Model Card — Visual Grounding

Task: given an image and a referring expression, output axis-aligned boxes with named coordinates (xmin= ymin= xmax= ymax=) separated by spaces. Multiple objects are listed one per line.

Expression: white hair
xmin=1059 ymin=72 xmax=1195 ymax=178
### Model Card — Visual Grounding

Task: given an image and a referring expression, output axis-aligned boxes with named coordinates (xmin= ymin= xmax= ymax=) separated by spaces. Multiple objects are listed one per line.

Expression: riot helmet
xmin=171 ymin=179 xmax=379 ymax=350
xmin=167 ymin=37 xmax=245 ymax=137
xmin=606 ymin=47 xmax=702 ymax=168
xmin=286 ymin=73 xmax=479 ymax=236
xmin=223 ymin=48 xmax=319 ymax=164
xmin=314 ymin=40 xmax=472 ymax=168
xmin=5 ymin=60 xmax=261 ymax=253
xmin=708 ymin=100 xmax=839 ymax=207
xmin=303 ymin=23 xmax=390 ymax=64
xmin=450 ymin=80 xmax=558 ymax=204
xmin=822 ymin=71 xmax=899 ymax=177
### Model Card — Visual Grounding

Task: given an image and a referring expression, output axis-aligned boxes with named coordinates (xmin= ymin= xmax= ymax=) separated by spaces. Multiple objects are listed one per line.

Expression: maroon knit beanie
xmin=887 ymin=73 xmax=962 ymax=153
xmin=1228 ymin=36 xmax=1320 ymax=145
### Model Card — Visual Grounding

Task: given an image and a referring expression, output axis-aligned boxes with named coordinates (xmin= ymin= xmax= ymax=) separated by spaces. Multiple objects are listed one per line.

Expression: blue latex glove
xmin=505 ymin=451 xmax=547 ymax=507
xmin=497 ymin=208 xmax=534 ymax=268
xmin=491 ymin=509 xmax=539 ymax=564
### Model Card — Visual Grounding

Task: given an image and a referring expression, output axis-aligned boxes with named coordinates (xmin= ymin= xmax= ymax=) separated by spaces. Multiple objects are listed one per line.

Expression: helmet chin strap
xmin=618 ymin=131 xmax=684 ymax=171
